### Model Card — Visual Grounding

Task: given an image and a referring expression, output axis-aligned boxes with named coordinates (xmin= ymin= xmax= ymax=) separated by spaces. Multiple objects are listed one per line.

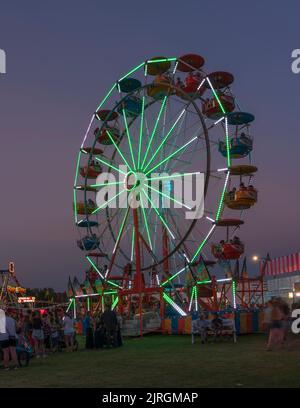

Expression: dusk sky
xmin=0 ymin=1 xmax=300 ymax=290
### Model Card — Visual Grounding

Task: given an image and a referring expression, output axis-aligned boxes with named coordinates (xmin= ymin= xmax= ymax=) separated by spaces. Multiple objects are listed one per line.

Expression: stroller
xmin=17 ymin=334 xmax=34 ymax=366
xmin=0 ymin=335 xmax=33 ymax=367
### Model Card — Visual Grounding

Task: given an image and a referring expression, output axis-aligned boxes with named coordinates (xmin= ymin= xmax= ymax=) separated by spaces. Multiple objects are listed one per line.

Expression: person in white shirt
xmin=63 ymin=313 xmax=75 ymax=352
xmin=0 ymin=309 xmax=19 ymax=370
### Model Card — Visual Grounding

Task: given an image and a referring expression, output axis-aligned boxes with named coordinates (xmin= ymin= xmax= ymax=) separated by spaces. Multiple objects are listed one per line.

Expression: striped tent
xmin=261 ymin=252 xmax=300 ymax=276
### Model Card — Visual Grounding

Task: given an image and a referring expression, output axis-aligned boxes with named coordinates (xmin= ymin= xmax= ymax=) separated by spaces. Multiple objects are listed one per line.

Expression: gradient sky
xmin=0 ymin=1 xmax=300 ymax=290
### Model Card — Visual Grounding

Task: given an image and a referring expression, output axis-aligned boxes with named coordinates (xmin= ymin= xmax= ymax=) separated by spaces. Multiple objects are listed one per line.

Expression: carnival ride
xmin=72 ymin=54 xmax=259 ymax=335
xmin=0 ymin=262 xmax=26 ymax=306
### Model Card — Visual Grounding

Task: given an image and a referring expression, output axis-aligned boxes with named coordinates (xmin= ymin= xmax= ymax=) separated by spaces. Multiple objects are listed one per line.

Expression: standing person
xmin=263 ymin=300 xmax=273 ymax=334
xmin=83 ymin=311 xmax=91 ymax=337
xmin=267 ymin=299 xmax=284 ymax=351
xmin=0 ymin=324 xmax=10 ymax=370
xmin=50 ymin=316 xmax=60 ymax=352
xmin=278 ymin=299 xmax=290 ymax=343
xmin=100 ymin=305 xmax=118 ymax=347
xmin=32 ymin=311 xmax=46 ymax=358
xmin=42 ymin=313 xmax=52 ymax=353
xmin=4 ymin=309 xmax=19 ymax=370
xmin=63 ymin=312 xmax=75 ymax=352
xmin=22 ymin=312 xmax=33 ymax=339
xmin=85 ymin=313 xmax=94 ymax=350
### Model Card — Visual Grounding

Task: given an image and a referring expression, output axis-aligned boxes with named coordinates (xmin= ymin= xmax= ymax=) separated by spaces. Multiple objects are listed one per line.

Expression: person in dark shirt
xmin=100 ymin=305 xmax=118 ymax=347
xmin=31 ymin=312 xmax=46 ymax=358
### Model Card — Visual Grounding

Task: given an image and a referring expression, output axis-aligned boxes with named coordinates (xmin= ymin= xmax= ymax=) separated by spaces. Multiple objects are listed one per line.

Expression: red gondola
xmin=177 ymin=53 xmax=205 ymax=72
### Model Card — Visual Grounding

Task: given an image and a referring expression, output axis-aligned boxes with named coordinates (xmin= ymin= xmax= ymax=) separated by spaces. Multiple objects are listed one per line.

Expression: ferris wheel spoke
xmin=140 ymin=194 xmax=153 ymax=251
xmin=147 ymin=183 xmax=192 ymax=210
xmin=141 ymin=188 xmax=175 ymax=240
xmin=95 ymin=156 xmax=127 ymax=176
xmin=106 ymin=206 xmax=131 ymax=281
xmin=91 ymin=189 xmax=126 ymax=215
xmin=143 ymin=108 xmax=186 ymax=173
xmin=137 ymin=94 xmax=145 ymax=169
xmin=122 ymin=109 xmax=137 ymax=170
xmin=145 ymin=134 xmax=198 ymax=176
xmin=88 ymin=181 xmax=124 ymax=188
xmin=148 ymin=171 xmax=200 ymax=182
xmin=107 ymin=130 xmax=133 ymax=171
xmin=130 ymin=227 xmax=135 ymax=262
xmin=141 ymin=96 xmax=168 ymax=169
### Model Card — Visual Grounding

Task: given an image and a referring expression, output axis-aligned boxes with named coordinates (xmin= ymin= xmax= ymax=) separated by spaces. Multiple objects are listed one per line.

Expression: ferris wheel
xmin=73 ymin=54 xmax=257 ymax=323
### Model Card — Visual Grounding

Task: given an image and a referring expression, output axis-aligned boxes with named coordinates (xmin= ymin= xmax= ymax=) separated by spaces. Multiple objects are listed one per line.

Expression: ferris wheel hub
xmin=124 ymin=171 xmax=145 ymax=191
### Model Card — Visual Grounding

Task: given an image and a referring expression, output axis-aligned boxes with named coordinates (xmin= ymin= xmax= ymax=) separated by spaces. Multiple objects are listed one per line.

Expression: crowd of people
xmin=0 ymin=304 xmax=123 ymax=370
xmin=82 ymin=305 xmax=122 ymax=349
xmin=0 ymin=308 xmax=76 ymax=370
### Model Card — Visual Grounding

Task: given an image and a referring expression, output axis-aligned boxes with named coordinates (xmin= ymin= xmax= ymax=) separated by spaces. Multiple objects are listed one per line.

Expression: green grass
xmin=1 ymin=334 xmax=300 ymax=388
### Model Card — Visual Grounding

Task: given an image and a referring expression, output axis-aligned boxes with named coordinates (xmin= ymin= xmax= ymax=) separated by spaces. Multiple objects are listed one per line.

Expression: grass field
xmin=1 ymin=334 xmax=300 ymax=388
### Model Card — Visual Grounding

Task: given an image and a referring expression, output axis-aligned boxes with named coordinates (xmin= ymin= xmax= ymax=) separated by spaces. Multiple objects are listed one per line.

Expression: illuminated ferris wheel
xmin=73 ymin=54 xmax=256 ymax=325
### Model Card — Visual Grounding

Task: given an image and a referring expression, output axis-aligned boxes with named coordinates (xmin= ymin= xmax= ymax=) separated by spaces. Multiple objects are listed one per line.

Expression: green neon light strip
xmin=143 ymin=109 xmax=185 ymax=172
xmin=66 ymin=299 xmax=73 ymax=313
xmin=140 ymin=195 xmax=153 ymax=250
xmin=191 ymin=225 xmax=216 ymax=263
xmin=92 ymin=189 xmax=126 ymax=215
xmin=232 ymin=280 xmax=237 ymax=309
xmin=142 ymin=189 xmax=175 ymax=239
xmin=112 ymin=296 xmax=119 ymax=310
xmin=107 ymin=131 xmax=132 ymax=171
xmin=145 ymin=136 xmax=197 ymax=176
xmin=86 ymin=256 xmax=104 ymax=279
xmin=107 ymin=280 xmax=122 ymax=289
xmin=225 ymin=117 xmax=231 ymax=168
xmin=188 ymin=286 xmax=195 ymax=311
xmin=95 ymin=83 xmax=117 ymax=112
xmin=141 ymin=96 xmax=168 ymax=169
xmin=113 ymin=208 xmax=129 ymax=253
xmin=147 ymin=57 xmax=177 ymax=64
xmin=73 ymin=151 xmax=82 ymax=224
xmin=89 ymin=181 xmax=123 ymax=188
xmin=122 ymin=109 xmax=136 ymax=170
xmin=206 ymin=77 xmax=226 ymax=115
xmin=103 ymin=291 xmax=118 ymax=295
xmin=137 ymin=95 xmax=145 ymax=169
xmin=148 ymin=172 xmax=200 ymax=181
xmin=215 ymin=172 xmax=230 ymax=221
xmin=73 ymin=188 xmax=78 ymax=224
xmin=95 ymin=156 xmax=127 ymax=175
xmin=163 ymin=292 xmax=186 ymax=316
xmin=74 ymin=151 xmax=82 ymax=186
xmin=197 ymin=279 xmax=212 ymax=285
xmin=147 ymin=183 xmax=191 ymax=210
xmin=194 ymin=286 xmax=198 ymax=311
xmin=118 ymin=62 xmax=145 ymax=83
xmin=161 ymin=266 xmax=188 ymax=287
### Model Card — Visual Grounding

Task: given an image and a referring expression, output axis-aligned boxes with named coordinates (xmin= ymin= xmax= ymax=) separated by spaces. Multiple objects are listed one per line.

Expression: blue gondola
xmin=219 ymin=135 xmax=253 ymax=159
xmin=77 ymin=235 xmax=99 ymax=251
xmin=118 ymin=77 xmax=141 ymax=93
xmin=227 ymin=111 xmax=255 ymax=125
xmin=117 ymin=95 xmax=143 ymax=117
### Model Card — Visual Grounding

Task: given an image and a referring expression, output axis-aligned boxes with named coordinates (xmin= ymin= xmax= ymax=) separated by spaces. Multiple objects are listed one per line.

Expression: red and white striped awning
xmin=261 ymin=253 xmax=300 ymax=276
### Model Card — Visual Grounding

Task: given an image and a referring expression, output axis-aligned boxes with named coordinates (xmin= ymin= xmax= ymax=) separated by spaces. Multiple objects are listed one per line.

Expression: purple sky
xmin=0 ymin=1 xmax=300 ymax=290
